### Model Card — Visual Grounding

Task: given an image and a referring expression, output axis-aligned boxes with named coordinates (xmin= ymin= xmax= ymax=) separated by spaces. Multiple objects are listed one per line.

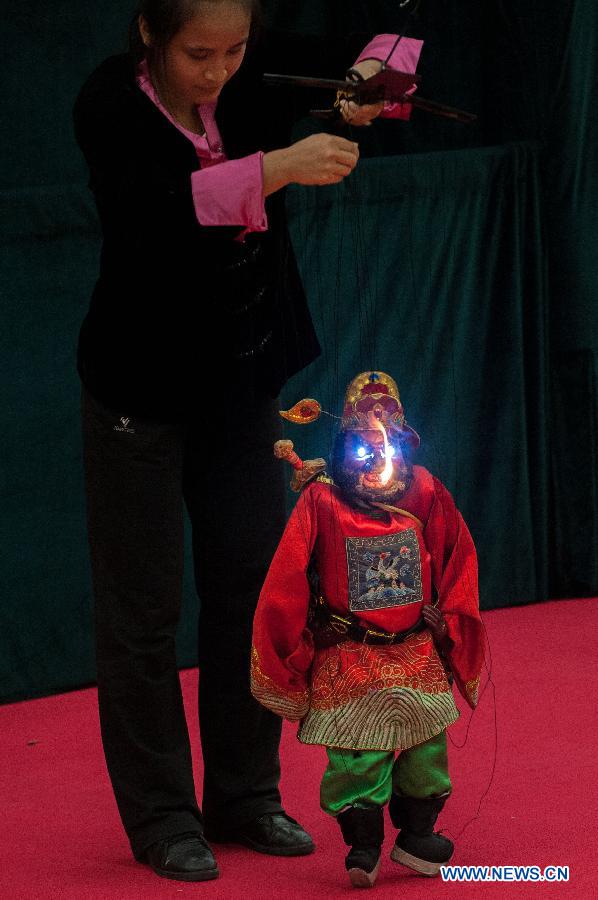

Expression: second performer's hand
xmin=340 ymin=59 xmax=385 ymax=127
xmin=263 ymin=134 xmax=359 ymax=195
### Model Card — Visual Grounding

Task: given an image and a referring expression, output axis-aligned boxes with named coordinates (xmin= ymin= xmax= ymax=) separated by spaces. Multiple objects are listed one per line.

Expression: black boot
xmin=389 ymin=792 xmax=453 ymax=876
xmin=338 ymin=807 xmax=384 ymax=888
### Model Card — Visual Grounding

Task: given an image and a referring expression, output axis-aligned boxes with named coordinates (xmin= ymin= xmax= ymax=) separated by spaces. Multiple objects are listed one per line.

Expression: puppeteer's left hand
xmin=422 ymin=604 xmax=452 ymax=650
xmin=339 ymin=59 xmax=385 ymax=126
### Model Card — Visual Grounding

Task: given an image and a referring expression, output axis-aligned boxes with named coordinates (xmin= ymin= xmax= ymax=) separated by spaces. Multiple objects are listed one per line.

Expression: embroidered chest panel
xmin=346 ymin=528 xmax=423 ymax=612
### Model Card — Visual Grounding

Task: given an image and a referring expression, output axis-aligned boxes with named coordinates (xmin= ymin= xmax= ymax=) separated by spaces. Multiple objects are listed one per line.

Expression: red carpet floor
xmin=1 ymin=598 xmax=596 ymax=899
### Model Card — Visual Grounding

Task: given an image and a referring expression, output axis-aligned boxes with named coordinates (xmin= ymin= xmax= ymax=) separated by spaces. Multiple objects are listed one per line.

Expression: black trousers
xmin=81 ymin=386 xmax=287 ymax=858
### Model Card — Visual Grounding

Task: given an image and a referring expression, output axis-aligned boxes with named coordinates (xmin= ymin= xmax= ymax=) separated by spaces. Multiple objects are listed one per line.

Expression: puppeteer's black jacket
xmin=74 ymin=31 xmax=365 ymax=420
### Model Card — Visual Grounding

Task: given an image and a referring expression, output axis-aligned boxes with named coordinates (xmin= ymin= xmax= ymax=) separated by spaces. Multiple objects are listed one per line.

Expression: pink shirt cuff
xmin=355 ymin=34 xmax=424 ymax=121
xmin=191 ymin=151 xmax=268 ymax=232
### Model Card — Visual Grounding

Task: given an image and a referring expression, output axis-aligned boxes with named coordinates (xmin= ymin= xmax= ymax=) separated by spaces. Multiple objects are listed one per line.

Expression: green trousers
xmin=320 ymin=732 xmax=451 ymax=816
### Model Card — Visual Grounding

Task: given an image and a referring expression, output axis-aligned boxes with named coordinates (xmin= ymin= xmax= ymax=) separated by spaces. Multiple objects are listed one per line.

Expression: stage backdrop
xmin=1 ymin=1 xmax=596 ymax=702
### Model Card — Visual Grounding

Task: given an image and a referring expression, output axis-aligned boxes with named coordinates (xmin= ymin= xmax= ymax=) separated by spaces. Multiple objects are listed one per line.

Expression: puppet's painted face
xmin=340 ymin=428 xmax=412 ymax=503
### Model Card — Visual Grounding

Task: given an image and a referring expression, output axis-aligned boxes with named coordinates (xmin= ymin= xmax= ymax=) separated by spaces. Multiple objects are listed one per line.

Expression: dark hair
xmin=129 ymin=0 xmax=262 ymax=65
xmin=330 ymin=430 xmax=350 ymax=492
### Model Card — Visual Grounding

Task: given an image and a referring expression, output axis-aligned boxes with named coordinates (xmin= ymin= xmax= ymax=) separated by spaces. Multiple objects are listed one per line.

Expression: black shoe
xmin=338 ymin=807 xmax=384 ymax=888
xmin=389 ymin=793 xmax=453 ymax=877
xmin=142 ymin=833 xmax=219 ymax=882
xmin=205 ymin=813 xmax=315 ymax=857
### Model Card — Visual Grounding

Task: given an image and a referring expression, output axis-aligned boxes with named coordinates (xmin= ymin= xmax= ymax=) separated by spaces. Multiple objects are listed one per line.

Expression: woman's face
xmin=143 ymin=2 xmax=251 ymax=106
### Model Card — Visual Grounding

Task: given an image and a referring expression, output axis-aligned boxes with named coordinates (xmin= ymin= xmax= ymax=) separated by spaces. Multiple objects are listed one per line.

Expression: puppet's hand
xmin=422 ymin=604 xmax=452 ymax=649
xmin=340 ymin=60 xmax=385 ymax=126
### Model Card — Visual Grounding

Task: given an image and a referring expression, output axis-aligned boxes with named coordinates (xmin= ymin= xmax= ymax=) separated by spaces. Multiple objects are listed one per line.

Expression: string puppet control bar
xmin=263 ymin=69 xmax=477 ymax=124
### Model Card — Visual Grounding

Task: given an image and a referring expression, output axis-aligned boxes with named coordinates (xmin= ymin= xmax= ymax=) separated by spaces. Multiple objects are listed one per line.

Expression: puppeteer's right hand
xmin=286 ymin=133 xmax=359 ymax=185
xmin=263 ymin=134 xmax=359 ymax=194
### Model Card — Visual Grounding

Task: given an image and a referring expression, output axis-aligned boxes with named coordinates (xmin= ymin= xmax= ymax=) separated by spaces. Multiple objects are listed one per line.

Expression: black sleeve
xmin=73 ymin=59 xmax=241 ymax=247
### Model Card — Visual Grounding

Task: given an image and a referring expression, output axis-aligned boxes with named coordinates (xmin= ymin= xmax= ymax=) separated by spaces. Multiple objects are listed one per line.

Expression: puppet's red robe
xmin=251 ymin=466 xmax=485 ymax=751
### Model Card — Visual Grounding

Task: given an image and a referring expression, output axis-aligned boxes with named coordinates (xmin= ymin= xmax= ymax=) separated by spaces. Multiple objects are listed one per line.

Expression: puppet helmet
xmin=341 ymin=371 xmax=420 ymax=448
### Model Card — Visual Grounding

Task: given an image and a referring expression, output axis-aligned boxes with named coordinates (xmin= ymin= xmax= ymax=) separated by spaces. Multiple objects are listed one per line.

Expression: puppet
xmin=251 ymin=372 xmax=485 ymax=887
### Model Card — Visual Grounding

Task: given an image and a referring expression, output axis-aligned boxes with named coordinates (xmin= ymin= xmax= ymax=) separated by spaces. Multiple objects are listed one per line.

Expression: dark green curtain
xmin=283 ymin=142 xmax=549 ymax=612
xmin=542 ymin=5 xmax=598 ymax=595
xmin=1 ymin=1 xmax=596 ymax=702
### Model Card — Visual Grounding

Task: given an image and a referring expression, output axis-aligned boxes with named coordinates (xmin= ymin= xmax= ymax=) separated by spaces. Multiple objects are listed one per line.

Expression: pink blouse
xmin=137 ymin=61 xmax=266 ymax=236
xmin=136 ymin=35 xmax=423 ymax=234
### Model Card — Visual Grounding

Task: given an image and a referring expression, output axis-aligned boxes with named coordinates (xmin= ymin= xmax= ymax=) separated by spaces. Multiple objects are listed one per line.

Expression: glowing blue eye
xmin=382 ymin=445 xmax=396 ymax=459
xmin=355 ymin=446 xmax=374 ymax=461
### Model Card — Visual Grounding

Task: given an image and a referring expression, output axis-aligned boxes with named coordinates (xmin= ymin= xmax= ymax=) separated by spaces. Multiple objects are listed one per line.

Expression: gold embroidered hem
xmin=298 ymin=686 xmax=459 ymax=751
xmin=465 ymin=675 xmax=481 ymax=708
xmin=250 ymin=646 xmax=310 ymax=721
xmin=309 ymin=632 xmax=451 ymax=709
xmin=296 ymin=634 xmax=459 ymax=750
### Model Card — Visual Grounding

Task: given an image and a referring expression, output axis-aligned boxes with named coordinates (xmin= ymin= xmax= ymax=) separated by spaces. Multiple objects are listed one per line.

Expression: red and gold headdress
xmin=280 ymin=371 xmax=419 ymax=446
xmin=276 ymin=371 xmax=420 ymax=490
xmin=340 ymin=371 xmax=420 ymax=447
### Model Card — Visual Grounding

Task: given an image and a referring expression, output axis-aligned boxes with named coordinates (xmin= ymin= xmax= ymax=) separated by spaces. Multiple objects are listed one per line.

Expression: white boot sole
xmin=348 ymin=858 xmax=381 ymax=888
xmin=390 ymin=846 xmax=441 ymax=877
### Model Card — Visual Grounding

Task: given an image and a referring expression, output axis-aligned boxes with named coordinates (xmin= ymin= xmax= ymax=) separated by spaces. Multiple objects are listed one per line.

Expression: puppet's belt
xmin=309 ymin=594 xmax=426 ymax=649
